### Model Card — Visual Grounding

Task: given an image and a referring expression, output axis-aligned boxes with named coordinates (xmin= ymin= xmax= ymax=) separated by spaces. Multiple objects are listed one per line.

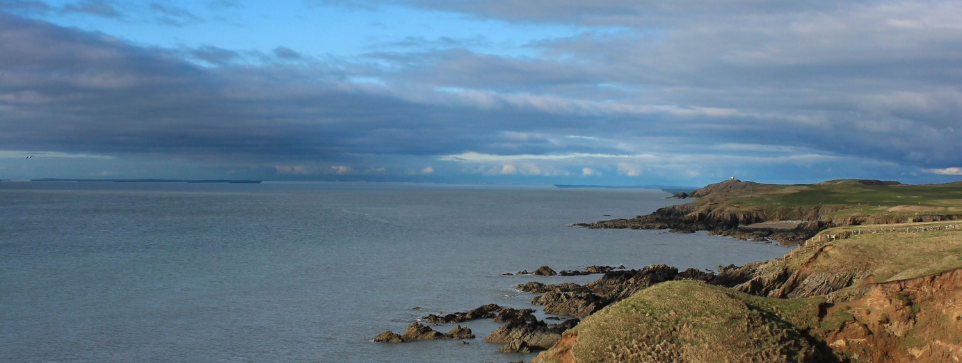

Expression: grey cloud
xmin=61 ymin=0 xmax=121 ymax=18
xmin=149 ymin=2 xmax=202 ymax=26
xmin=367 ymin=49 xmax=600 ymax=92
xmin=318 ymin=0 xmax=875 ymax=25
xmin=273 ymin=46 xmax=302 ymax=60
xmin=0 ymin=0 xmax=52 ymax=14
xmin=4 ymin=0 xmax=962 ymax=183
xmin=188 ymin=46 xmax=242 ymax=66
xmin=369 ymin=1 xmax=962 ymax=168
xmin=0 ymin=14 xmax=614 ymax=166
xmin=208 ymin=0 xmax=240 ymax=9
xmin=377 ymin=35 xmax=492 ymax=51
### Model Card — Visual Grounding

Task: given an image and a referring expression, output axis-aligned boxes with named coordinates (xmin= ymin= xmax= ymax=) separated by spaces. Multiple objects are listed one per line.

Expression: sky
xmin=1 ymin=0 xmax=961 ymax=186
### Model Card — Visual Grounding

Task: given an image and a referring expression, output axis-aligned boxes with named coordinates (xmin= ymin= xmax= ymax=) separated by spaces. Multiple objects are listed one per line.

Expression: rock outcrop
xmin=374 ymin=323 xmax=475 ymax=343
xmin=516 ymin=281 xmax=587 ymax=294
xmin=558 ymin=265 xmax=615 ymax=276
xmin=493 ymin=308 xmax=538 ymax=323
xmin=373 ymin=331 xmax=404 ymax=343
xmin=487 ymin=319 xmax=580 ymax=353
xmin=444 ymin=325 xmax=475 ymax=340
xmin=423 ymin=303 xmax=503 ymax=323
xmin=530 ymin=264 xmax=691 ymax=317
xmin=667 ymin=192 xmax=689 ymax=199
xmin=533 ymin=266 xmax=557 ymax=276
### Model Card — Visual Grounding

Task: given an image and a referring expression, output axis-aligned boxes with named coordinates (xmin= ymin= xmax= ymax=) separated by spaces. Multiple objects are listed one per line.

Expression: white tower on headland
xmin=731 ymin=176 xmax=735 ymax=181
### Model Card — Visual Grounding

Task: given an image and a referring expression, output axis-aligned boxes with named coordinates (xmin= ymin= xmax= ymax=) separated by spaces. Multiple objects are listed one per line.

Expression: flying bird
xmin=25 ymin=156 xmax=34 ymax=159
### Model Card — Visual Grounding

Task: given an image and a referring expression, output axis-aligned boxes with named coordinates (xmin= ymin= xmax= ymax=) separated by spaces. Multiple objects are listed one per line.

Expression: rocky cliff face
xmin=820 ymin=268 xmax=962 ymax=362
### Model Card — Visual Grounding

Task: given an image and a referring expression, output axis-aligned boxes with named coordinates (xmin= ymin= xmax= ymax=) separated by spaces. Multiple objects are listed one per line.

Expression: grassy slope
xmin=537 ymin=224 xmax=962 ymax=363
xmin=691 ymin=182 xmax=962 ymax=222
xmin=799 ymin=223 xmax=962 ymax=284
xmin=567 ymin=281 xmax=824 ymax=363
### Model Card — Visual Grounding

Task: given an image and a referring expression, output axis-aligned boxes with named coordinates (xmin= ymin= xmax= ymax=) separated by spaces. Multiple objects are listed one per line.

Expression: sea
xmin=0 ymin=181 xmax=794 ymax=362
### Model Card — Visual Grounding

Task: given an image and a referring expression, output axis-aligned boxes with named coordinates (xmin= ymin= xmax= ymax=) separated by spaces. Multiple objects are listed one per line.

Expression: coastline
xmin=379 ymin=179 xmax=962 ymax=362
xmin=575 ymin=179 xmax=962 ymax=245
xmin=532 ymin=179 xmax=962 ymax=362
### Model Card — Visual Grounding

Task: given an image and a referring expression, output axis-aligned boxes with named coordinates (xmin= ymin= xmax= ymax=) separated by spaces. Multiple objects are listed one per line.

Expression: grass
xmin=691 ymin=182 xmax=962 ymax=222
xmin=788 ymin=223 xmax=962 ymax=285
xmin=568 ymin=281 xmax=824 ymax=363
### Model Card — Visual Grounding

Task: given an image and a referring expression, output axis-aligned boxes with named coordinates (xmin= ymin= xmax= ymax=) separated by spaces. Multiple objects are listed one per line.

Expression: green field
xmin=690 ymin=181 xmax=962 ymax=222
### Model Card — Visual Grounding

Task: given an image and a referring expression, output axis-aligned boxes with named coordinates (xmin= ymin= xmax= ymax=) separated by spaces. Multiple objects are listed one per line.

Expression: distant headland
xmin=26 ymin=178 xmax=262 ymax=184
xmin=577 ymin=178 xmax=962 ymax=245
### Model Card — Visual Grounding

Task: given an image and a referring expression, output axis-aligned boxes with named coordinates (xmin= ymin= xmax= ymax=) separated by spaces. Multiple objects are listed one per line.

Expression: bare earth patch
xmin=887 ymin=205 xmax=947 ymax=212
xmin=743 ymin=220 xmax=802 ymax=229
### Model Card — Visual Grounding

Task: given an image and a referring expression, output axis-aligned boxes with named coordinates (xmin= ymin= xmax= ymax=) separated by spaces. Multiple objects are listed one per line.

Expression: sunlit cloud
xmin=923 ymin=167 xmax=962 ymax=176
xmin=440 ymin=152 xmax=646 ymax=162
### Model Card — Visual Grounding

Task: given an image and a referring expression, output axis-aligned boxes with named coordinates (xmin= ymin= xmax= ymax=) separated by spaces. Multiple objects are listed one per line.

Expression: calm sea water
xmin=0 ymin=182 xmax=793 ymax=362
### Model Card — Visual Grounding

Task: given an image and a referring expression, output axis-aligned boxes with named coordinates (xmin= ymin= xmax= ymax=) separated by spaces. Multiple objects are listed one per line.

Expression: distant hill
xmin=818 ymin=179 xmax=901 ymax=186
xmin=31 ymin=178 xmax=261 ymax=184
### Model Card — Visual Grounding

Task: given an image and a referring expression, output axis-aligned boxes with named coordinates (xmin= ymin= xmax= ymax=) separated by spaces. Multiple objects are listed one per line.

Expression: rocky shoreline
xmin=374 ymin=180 xmax=962 ymax=361
xmin=374 ymin=257 xmax=859 ymax=358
